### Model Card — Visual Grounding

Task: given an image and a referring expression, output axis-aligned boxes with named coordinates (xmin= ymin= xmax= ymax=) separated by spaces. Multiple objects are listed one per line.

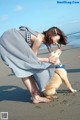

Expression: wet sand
xmin=0 ymin=45 xmax=80 ymax=120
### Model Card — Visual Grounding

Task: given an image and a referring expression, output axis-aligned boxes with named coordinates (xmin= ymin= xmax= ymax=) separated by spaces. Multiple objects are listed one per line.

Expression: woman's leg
xmin=22 ymin=76 xmax=51 ymax=104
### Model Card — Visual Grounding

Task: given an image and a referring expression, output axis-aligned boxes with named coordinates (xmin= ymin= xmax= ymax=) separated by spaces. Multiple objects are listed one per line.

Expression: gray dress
xmin=0 ymin=27 xmax=54 ymax=91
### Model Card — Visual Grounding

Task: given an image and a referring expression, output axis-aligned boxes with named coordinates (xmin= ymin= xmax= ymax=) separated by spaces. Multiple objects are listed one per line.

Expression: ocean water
xmin=40 ymin=32 xmax=80 ymax=49
xmin=67 ymin=32 xmax=80 ymax=47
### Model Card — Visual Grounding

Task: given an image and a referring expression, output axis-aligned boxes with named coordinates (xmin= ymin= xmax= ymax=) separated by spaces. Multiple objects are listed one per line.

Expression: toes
xmin=33 ymin=97 xmax=51 ymax=104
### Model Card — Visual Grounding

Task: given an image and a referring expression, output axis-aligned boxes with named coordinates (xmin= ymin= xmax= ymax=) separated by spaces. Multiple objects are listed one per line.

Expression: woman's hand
xmin=48 ymin=55 xmax=58 ymax=64
xmin=38 ymin=55 xmax=58 ymax=64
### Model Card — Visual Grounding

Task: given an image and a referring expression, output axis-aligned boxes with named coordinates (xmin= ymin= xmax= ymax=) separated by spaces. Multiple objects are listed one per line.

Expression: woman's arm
xmin=31 ymin=34 xmax=58 ymax=64
xmin=38 ymin=56 xmax=58 ymax=63
xmin=32 ymin=38 xmax=42 ymax=55
xmin=38 ymin=57 xmax=49 ymax=62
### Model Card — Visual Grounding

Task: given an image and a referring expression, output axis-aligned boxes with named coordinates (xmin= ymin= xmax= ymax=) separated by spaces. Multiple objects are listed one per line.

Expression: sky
xmin=0 ymin=0 xmax=80 ymax=36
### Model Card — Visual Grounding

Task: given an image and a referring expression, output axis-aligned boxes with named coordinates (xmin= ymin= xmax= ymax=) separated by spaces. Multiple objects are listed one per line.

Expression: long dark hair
xmin=42 ymin=26 xmax=67 ymax=51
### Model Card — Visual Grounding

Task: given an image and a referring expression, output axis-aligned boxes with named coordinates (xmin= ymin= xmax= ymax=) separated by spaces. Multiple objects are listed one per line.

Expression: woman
xmin=0 ymin=26 xmax=67 ymax=103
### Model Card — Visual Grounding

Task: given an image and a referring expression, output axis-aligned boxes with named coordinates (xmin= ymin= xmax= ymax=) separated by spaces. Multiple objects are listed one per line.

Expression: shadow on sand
xmin=0 ymin=68 xmax=80 ymax=103
xmin=0 ymin=85 xmax=32 ymax=103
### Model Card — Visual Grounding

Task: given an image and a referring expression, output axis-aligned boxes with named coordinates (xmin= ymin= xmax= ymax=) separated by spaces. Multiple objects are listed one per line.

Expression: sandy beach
xmin=0 ymin=45 xmax=80 ymax=120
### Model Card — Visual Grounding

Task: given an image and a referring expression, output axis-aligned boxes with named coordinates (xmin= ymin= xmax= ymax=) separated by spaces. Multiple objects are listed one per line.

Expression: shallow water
xmin=67 ymin=32 xmax=80 ymax=47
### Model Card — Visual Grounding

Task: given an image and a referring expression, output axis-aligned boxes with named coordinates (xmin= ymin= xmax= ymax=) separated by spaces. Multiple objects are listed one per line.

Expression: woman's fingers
xmin=49 ymin=56 xmax=58 ymax=64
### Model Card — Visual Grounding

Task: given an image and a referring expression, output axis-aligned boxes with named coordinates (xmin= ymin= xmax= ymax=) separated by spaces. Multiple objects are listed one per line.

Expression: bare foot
xmin=32 ymin=95 xmax=51 ymax=104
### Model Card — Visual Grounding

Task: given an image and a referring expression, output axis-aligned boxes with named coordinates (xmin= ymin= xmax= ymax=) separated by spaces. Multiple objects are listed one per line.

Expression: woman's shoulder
xmin=32 ymin=33 xmax=44 ymax=41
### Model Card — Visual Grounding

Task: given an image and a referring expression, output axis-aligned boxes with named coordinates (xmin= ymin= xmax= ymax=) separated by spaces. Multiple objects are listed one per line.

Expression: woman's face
xmin=51 ymin=35 xmax=60 ymax=45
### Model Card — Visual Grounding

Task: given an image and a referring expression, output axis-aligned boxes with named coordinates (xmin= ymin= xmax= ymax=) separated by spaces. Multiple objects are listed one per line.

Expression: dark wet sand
xmin=0 ymin=45 xmax=80 ymax=120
